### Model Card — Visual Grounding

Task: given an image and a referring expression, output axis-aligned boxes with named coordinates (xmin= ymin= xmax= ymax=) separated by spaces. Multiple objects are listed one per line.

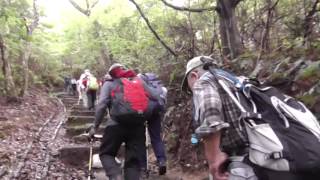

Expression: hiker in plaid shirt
xmin=182 ymin=56 xmax=320 ymax=180
xmin=182 ymin=56 xmax=250 ymax=180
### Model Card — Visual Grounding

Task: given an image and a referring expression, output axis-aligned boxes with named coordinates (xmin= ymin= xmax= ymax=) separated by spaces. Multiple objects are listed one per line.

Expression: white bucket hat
xmin=108 ymin=63 xmax=124 ymax=73
xmin=181 ymin=56 xmax=218 ymax=91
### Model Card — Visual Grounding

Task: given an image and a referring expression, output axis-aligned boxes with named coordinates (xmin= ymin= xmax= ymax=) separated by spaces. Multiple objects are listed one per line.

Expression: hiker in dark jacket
xmin=138 ymin=73 xmax=168 ymax=175
xmin=182 ymin=56 xmax=320 ymax=180
xmin=89 ymin=63 xmax=159 ymax=180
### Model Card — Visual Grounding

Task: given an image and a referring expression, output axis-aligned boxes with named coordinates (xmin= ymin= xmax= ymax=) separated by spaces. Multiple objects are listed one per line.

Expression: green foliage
xmin=298 ymin=61 xmax=320 ymax=80
xmin=2 ymin=0 xmax=320 ymax=95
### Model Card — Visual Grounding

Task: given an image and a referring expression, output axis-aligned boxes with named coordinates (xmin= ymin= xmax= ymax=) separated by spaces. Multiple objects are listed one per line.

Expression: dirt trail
xmin=0 ymin=90 xmax=208 ymax=179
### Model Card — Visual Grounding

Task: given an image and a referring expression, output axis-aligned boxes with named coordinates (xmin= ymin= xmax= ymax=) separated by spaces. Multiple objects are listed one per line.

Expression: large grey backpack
xmin=203 ymin=61 xmax=320 ymax=173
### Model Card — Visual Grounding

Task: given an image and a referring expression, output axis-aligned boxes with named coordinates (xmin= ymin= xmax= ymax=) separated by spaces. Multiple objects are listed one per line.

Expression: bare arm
xmin=203 ymin=131 xmax=229 ymax=180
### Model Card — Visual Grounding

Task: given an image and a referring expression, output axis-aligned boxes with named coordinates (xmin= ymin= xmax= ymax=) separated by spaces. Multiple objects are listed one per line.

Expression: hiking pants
xmin=71 ymin=84 xmax=77 ymax=95
xmin=81 ymin=89 xmax=88 ymax=108
xmin=141 ymin=101 xmax=166 ymax=169
xmin=86 ymin=90 xmax=96 ymax=110
xmin=99 ymin=124 xmax=145 ymax=180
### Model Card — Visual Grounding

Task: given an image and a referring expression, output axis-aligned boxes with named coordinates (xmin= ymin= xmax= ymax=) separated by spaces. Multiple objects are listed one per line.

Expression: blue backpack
xmin=140 ymin=73 xmax=166 ymax=106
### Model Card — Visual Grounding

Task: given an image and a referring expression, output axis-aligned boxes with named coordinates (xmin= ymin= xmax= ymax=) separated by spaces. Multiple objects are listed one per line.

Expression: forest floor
xmin=0 ymin=88 xmax=208 ymax=179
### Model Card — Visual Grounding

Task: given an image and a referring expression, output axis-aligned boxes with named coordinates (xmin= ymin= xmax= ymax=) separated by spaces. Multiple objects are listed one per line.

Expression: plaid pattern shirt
xmin=192 ymin=72 xmax=248 ymax=154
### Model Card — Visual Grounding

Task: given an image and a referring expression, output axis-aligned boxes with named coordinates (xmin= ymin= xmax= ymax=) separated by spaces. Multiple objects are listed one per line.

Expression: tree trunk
xmin=100 ymin=46 xmax=114 ymax=67
xmin=0 ymin=35 xmax=17 ymax=97
xmin=93 ymin=21 xmax=113 ymax=68
xmin=20 ymin=41 xmax=32 ymax=96
xmin=303 ymin=0 xmax=320 ymax=47
xmin=20 ymin=0 xmax=39 ymax=97
xmin=216 ymin=0 xmax=243 ymax=59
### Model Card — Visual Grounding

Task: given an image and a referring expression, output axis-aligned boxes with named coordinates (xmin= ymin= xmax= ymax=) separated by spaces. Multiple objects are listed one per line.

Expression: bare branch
xmin=270 ymin=0 xmax=280 ymax=9
xmin=160 ymin=0 xmax=216 ymax=12
xmin=253 ymin=0 xmax=279 ymax=77
xmin=303 ymin=0 xmax=320 ymax=43
xmin=231 ymin=0 xmax=244 ymax=7
xmin=129 ymin=0 xmax=177 ymax=57
xmin=306 ymin=0 xmax=320 ymax=19
xmin=29 ymin=0 xmax=39 ymax=34
xmin=68 ymin=0 xmax=90 ymax=16
xmin=90 ymin=0 xmax=99 ymax=9
xmin=86 ymin=0 xmax=89 ymax=10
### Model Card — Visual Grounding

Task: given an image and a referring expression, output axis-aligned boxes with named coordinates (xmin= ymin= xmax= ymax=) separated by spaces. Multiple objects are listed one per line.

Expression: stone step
xmin=62 ymin=97 xmax=78 ymax=101
xmin=70 ymin=110 xmax=95 ymax=116
xmin=66 ymin=116 xmax=109 ymax=126
xmin=67 ymin=116 xmax=95 ymax=125
xmin=59 ymin=145 xmax=125 ymax=168
xmin=65 ymin=123 xmax=107 ymax=137
xmin=62 ymin=100 xmax=78 ymax=105
xmin=59 ymin=145 xmax=100 ymax=167
xmin=65 ymin=104 xmax=78 ymax=108
xmin=63 ymin=101 xmax=78 ymax=106
xmin=58 ymin=95 xmax=77 ymax=99
xmin=56 ymin=92 xmax=73 ymax=97
xmin=71 ymin=104 xmax=88 ymax=110
xmin=72 ymin=133 xmax=104 ymax=143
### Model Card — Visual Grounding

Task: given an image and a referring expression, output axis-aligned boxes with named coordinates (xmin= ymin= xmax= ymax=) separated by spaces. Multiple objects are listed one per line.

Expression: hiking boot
xmin=140 ymin=168 xmax=149 ymax=179
xmin=109 ymin=174 xmax=122 ymax=180
xmin=158 ymin=161 xmax=166 ymax=175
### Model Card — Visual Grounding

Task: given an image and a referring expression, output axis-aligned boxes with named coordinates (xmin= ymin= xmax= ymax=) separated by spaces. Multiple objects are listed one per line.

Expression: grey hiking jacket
xmin=93 ymin=78 xmax=160 ymax=129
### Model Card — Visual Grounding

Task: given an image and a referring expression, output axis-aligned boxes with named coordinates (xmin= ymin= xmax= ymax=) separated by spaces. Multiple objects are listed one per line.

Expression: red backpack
xmin=110 ymin=77 xmax=149 ymax=124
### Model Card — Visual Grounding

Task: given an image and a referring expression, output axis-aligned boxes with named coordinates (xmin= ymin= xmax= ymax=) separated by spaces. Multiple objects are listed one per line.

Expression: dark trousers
xmin=99 ymin=124 xmax=146 ymax=180
xmin=63 ymin=77 xmax=71 ymax=92
xmin=71 ymin=84 xmax=77 ymax=95
xmin=141 ymin=101 xmax=166 ymax=169
xmin=86 ymin=90 xmax=96 ymax=110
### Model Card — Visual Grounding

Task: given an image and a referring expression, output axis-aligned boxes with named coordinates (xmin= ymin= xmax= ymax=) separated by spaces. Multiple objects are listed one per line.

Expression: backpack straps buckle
xmin=241 ymin=112 xmax=262 ymax=120
xmin=269 ymin=152 xmax=283 ymax=159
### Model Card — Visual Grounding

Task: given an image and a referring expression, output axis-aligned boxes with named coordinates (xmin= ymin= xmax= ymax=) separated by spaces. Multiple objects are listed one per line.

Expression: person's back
xmin=183 ymin=56 xmax=320 ymax=180
xmin=70 ymin=78 xmax=77 ymax=95
xmin=138 ymin=72 xmax=168 ymax=175
xmin=139 ymin=73 xmax=167 ymax=106
xmin=89 ymin=64 xmax=159 ymax=180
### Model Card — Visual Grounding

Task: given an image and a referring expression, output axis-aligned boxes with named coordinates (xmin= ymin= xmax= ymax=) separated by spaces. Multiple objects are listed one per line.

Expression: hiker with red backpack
xmin=138 ymin=72 xmax=168 ymax=176
xmin=79 ymin=69 xmax=99 ymax=110
xmin=88 ymin=63 xmax=159 ymax=180
xmin=182 ymin=56 xmax=320 ymax=180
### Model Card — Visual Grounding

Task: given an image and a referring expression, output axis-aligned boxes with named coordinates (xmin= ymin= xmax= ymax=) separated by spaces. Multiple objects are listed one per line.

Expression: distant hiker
xmin=61 ymin=75 xmax=78 ymax=95
xmin=70 ymin=77 xmax=77 ymax=96
xmin=79 ymin=69 xmax=90 ymax=107
xmin=62 ymin=75 xmax=71 ymax=92
xmin=86 ymin=75 xmax=99 ymax=110
xmin=88 ymin=63 xmax=159 ymax=180
xmin=79 ymin=69 xmax=98 ymax=110
xmin=76 ymin=79 xmax=83 ymax=105
xmin=138 ymin=72 xmax=168 ymax=175
xmin=182 ymin=56 xmax=320 ymax=180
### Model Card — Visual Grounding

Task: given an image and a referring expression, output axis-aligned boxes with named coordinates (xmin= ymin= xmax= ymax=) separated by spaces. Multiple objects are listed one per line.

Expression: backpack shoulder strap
xmin=202 ymin=63 xmax=247 ymax=113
